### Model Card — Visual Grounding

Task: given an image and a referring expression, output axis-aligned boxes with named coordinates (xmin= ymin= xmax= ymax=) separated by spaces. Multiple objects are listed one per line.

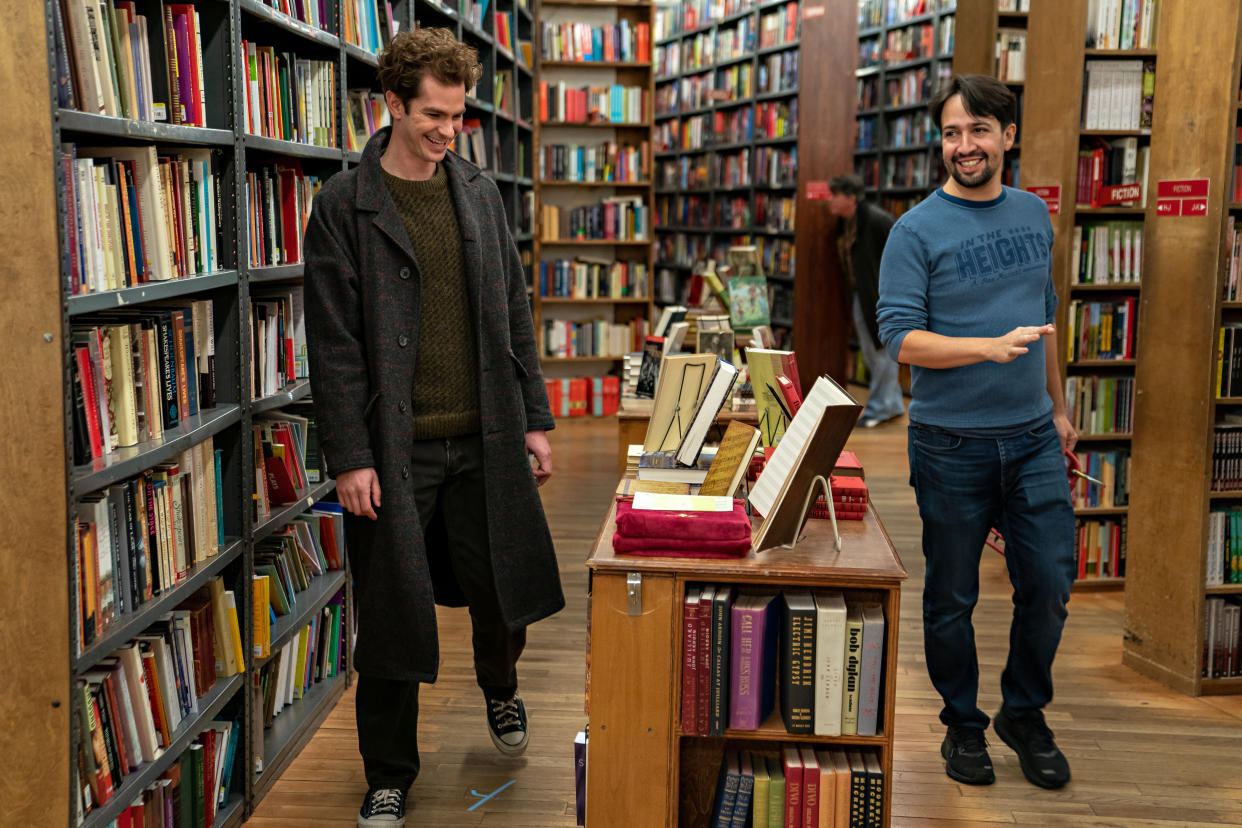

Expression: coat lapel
xmin=354 ymin=127 xmax=418 ymax=264
xmin=442 ymin=153 xmax=486 ymax=346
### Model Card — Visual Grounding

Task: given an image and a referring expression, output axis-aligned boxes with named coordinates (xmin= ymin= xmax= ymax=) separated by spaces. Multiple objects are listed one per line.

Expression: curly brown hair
xmin=378 ymin=28 xmax=483 ymax=104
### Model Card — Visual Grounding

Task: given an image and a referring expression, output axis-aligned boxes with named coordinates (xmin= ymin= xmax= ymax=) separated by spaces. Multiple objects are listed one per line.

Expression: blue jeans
xmin=907 ymin=419 xmax=1076 ymax=729
xmin=852 ymin=296 xmax=905 ymax=421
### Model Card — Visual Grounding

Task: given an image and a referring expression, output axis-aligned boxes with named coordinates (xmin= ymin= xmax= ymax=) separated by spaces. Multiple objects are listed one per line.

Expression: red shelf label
xmin=1024 ymin=185 xmax=1060 ymax=214
xmin=1157 ymin=178 xmax=1210 ymax=199
xmin=806 ymin=180 xmax=830 ymax=201
xmin=1155 ymin=199 xmax=1181 ymax=216
xmin=1184 ymin=198 xmax=1210 ymax=216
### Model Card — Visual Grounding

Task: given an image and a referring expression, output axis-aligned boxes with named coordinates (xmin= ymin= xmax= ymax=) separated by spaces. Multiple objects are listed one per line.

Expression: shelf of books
xmin=854 ymin=0 xmax=956 ymax=219
xmin=649 ymin=0 xmax=799 ymax=348
xmin=40 ymin=0 xmax=392 ymax=822
xmin=1056 ymin=2 xmax=1159 ymax=591
xmin=585 ymin=422 xmax=906 ymax=826
xmin=533 ymin=0 xmax=656 ymax=403
xmin=1199 ymin=46 xmax=1242 ymax=692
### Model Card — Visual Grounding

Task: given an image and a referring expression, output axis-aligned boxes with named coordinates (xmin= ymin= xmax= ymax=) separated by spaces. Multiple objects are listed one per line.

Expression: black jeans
xmin=356 ymin=433 xmax=526 ymax=790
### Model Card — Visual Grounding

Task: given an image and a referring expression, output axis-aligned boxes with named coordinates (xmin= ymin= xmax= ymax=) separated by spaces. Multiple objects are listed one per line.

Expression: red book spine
xmin=696 ymin=594 xmax=711 ymax=736
xmin=681 ymin=594 xmax=698 ymax=734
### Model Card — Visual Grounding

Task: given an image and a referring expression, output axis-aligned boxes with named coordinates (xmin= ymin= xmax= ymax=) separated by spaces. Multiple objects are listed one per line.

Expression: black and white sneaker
xmin=358 ymin=787 xmax=406 ymax=826
xmin=486 ymin=691 xmax=529 ymax=756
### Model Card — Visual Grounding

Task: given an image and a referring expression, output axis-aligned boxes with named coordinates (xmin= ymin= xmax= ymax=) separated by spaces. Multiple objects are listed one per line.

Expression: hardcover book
xmin=779 ymin=590 xmax=816 ymax=734
xmin=728 ymin=593 xmax=779 ymax=731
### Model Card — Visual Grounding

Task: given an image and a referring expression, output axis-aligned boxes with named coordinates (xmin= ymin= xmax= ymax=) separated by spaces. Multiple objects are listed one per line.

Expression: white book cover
xmin=113 ymin=643 xmax=161 ymax=762
xmin=812 ymin=591 xmax=847 ymax=736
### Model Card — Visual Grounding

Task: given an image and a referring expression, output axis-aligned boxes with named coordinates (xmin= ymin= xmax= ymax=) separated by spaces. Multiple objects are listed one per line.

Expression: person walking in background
xmin=827 ymin=173 xmax=904 ymax=427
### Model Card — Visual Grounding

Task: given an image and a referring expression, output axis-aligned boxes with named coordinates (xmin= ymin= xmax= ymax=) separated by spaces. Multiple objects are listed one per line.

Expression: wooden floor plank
xmin=245 ymin=414 xmax=1242 ymax=826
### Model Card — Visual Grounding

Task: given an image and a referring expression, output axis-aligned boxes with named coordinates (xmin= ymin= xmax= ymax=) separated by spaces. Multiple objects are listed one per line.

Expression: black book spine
xmin=72 ymin=360 xmax=92 ymax=466
xmin=780 ymin=599 xmax=815 ymax=734
xmin=867 ymin=766 xmax=883 ymax=828
xmin=107 ymin=490 xmax=127 ymax=617
xmin=144 ymin=475 xmax=162 ymax=595
xmin=849 ymin=768 xmax=867 ymax=828
xmin=709 ymin=588 xmax=732 ymax=736
xmin=91 ymin=683 xmax=124 ymax=791
xmin=124 ymin=481 xmax=147 ymax=606
xmin=156 ymin=313 xmax=180 ymax=428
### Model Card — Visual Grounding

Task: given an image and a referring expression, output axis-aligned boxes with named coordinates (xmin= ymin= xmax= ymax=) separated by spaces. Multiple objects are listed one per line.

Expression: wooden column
xmin=951 ymin=0 xmax=998 ymax=77
xmin=1019 ymin=0 xmax=1086 ymax=336
xmin=792 ymin=0 xmax=856 ymax=390
xmin=0 ymin=2 xmax=70 ymax=823
xmin=1122 ymin=0 xmax=1242 ymax=694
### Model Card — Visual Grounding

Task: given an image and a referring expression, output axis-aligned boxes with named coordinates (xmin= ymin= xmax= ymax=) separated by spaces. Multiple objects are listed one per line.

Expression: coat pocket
xmin=363 ymin=391 xmax=381 ymax=421
xmin=507 ymin=348 xmax=530 ymax=378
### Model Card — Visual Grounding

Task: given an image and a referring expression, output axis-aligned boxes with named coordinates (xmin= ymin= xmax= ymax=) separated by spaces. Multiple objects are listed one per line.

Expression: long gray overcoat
xmin=302 ymin=127 xmax=564 ymax=682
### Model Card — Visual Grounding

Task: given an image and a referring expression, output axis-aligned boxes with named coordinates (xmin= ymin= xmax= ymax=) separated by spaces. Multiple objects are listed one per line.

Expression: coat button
xmin=398 ymin=334 xmax=409 ymax=347
xmin=398 ymin=400 xmax=408 ymax=413
xmin=399 ymin=267 xmax=411 ymax=280
xmin=401 ymin=464 xmax=409 ymax=479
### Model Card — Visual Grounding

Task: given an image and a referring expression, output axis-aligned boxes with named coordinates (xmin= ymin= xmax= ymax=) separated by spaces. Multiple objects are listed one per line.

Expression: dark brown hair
xmin=829 ymin=173 xmax=865 ymax=199
xmin=378 ymin=28 xmax=483 ymax=103
xmin=930 ymin=74 xmax=1017 ymax=130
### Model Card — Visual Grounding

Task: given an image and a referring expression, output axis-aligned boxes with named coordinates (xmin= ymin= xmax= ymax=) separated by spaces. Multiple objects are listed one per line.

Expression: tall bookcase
xmin=1017 ymin=0 xmax=1242 ymax=694
xmin=533 ymin=0 xmax=656 ymax=377
xmin=1019 ymin=0 xmax=1155 ymax=591
xmin=853 ymin=0 xmax=957 ymax=219
xmin=650 ymin=0 xmax=801 ymax=345
xmin=6 ymin=1 xmax=535 ymax=825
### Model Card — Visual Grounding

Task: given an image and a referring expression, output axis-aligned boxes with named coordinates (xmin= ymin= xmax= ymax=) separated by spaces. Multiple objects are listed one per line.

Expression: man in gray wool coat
xmin=302 ymin=27 xmax=564 ymax=827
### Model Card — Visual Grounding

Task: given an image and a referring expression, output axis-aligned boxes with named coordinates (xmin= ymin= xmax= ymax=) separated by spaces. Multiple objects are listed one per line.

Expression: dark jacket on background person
xmin=841 ymin=200 xmax=896 ymax=348
xmin=303 ymin=126 xmax=563 ymax=682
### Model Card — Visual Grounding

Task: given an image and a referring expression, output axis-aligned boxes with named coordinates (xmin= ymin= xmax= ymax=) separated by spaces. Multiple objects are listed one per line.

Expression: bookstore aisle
xmin=244 ymin=417 xmax=1242 ymax=827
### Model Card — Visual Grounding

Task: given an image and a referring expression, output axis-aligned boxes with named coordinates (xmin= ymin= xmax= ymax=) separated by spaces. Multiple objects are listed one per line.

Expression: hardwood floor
xmin=245 ymin=415 xmax=1242 ymax=827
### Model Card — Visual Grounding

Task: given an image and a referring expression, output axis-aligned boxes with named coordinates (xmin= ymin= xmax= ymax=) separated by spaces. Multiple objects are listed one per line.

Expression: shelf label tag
xmin=806 ymin=180 xmax=830 ymax=200
xmin=1156 ymin=199 xmax=1181 ymax=216
xmin=1024 ymin=185 xmax=1060 ymax=214
xmin=1098 ymin=183 xmax=1142 ymax=207
xmin=1157 ymin=178 xmax=1209 ymax=199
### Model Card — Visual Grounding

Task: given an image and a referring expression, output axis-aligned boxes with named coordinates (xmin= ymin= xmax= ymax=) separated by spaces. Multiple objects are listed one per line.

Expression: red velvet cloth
xmin=613 ymin=498 xmax=752 ymax=540
xmin=611 ymin=497 xmax=753 ymax=559
xmin=611 ymin=532 xmax=753 ymax=558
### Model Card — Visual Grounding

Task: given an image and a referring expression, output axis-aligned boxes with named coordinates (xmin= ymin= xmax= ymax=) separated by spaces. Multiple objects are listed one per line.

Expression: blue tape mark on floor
xmin=468 ymin=779 xmax=516 ymax=812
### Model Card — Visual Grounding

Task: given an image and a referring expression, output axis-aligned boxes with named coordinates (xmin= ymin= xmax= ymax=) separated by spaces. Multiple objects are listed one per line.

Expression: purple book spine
xmin=172 ymin=13 xmax=194 ymax=125
xmin=728 ymin=603 xmax=759 ymax=730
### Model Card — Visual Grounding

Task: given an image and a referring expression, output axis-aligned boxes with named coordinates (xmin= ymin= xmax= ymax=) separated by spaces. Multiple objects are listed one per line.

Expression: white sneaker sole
xmin=489 ymin=727 xmax=529 ymax=756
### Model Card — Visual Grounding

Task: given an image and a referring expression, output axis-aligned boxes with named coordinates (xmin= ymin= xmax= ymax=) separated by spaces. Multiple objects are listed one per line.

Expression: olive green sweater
xmin=382 ymin=165 xmax=480 ymax=439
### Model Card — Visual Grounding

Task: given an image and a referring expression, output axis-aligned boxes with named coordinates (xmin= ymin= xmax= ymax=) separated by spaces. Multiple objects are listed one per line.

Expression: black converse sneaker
xmin=358 ymin=787 xmax=406 ymax=826
xmin=941 ymin=725 xmax=995 ymax=785
xmin=993 ymin=707 xmax=1071 ymax=789
xmin=486 ymin=691 xmax=530 ymax=755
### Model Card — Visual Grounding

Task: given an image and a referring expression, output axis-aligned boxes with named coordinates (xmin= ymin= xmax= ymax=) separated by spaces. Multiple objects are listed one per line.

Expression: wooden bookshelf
xmin=650 ymin=0 xmax=801 ymax=349
xmin=5 ymin=0 xmax=545 ymax=821
xmin=533 ymin=0 xmax=657 ymax=371
xmin=854 ymin=0 xmax=957 ymax=219
xmin=585 ymin=496 xmax=906 ymax=826
xmin=1021 ymin=0 xmax=1242 ymax=693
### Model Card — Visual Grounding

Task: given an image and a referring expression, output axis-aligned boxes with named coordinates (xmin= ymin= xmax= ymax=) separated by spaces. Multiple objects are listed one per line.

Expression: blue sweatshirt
xmin=876 ymin=186 xmax=1057 ymax=430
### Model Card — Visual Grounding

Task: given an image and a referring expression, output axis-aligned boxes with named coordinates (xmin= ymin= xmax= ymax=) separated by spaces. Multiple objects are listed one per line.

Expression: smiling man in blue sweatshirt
xmin=877 ymin=74 xmax=1076 ymax=791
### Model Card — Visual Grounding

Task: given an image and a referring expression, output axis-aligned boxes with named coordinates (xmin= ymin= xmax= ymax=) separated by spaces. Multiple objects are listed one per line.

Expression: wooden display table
xmin=615 ymin=405 xmax=760 ymax=476
xmin=585 ymin=495 xmax=907 ymax=827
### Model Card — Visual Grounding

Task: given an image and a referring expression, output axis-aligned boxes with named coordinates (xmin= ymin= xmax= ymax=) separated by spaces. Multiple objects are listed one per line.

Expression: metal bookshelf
xmin=34 ymin=0 xmax=536 ymax=821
